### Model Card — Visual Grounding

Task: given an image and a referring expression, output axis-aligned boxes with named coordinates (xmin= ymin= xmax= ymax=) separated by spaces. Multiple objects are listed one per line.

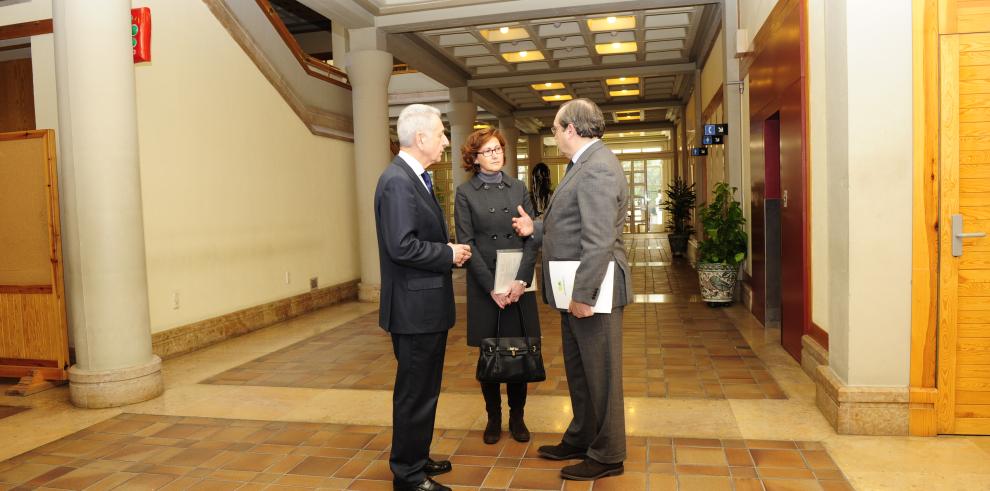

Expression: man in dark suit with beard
xmin=374 ymin=104 xmax=471 ymax=491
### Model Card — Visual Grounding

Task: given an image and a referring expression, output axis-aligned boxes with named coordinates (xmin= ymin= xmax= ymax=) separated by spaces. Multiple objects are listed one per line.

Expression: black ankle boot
xmin=509 ymin=409 xmax=530 ymax=442
xmin=483 ymin=412 xmax=501 ymax=444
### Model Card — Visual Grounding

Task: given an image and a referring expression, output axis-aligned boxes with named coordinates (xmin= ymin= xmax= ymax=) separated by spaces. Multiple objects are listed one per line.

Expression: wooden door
xmin=937 ymin=32 xmax=990 ymax=435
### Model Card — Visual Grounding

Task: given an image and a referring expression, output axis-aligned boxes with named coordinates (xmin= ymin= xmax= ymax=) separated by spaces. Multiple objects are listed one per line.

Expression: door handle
xmin=952 ymin=214 xmax=987 ymax=257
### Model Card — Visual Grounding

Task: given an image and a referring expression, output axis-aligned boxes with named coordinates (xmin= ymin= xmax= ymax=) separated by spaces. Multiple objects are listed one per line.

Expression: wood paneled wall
xmin=0 ymin=58 xmax=36 ymax=133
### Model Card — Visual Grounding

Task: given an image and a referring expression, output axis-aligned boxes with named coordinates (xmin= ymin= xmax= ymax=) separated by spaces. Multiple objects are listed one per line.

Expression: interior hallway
xmin=0 ymin=234 xmax=988 ymax=490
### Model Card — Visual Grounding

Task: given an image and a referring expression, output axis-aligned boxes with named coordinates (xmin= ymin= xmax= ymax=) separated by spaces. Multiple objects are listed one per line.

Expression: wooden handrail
xmin=256 ymin=0 xmax=351 ymax=90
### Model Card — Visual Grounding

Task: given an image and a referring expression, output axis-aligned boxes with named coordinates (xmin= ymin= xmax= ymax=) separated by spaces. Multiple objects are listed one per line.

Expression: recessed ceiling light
xmin=531 ymin=82 xmax=565 ymax=90
xmin=606 ymin=76 xmax=640 ymax=85
xmin=542 ymin=94 xmax=573 ymax=102
xmin=587 ymin=15 xmax=635 ymax=31
xmin=595 ymin=42 xmax=637 ymax=55
xmin=499 ymin=26 xmax=509 ymax=34
xmin=502 ymin=51 xmax=545 ymax=62
xmin=609 ymin=88 xmax=640 ymax=96
xmin=480 ymin=27 xmax=527 ymax=41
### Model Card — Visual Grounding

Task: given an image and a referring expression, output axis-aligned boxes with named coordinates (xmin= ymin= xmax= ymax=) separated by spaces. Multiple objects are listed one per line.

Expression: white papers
xmin=548 ymin=261 xmax=614 ymax=313
xmin=494 ymin=249 xmax=538 ymax=294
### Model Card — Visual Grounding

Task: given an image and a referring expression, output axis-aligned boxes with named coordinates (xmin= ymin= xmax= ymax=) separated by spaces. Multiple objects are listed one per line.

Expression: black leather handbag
xmin=476 ymin=303 xmax=546 ymax=383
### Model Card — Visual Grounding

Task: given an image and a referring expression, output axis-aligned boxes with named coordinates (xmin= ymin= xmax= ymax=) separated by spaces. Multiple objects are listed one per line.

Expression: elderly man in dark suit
xmin=374 ymin=104 xmax=471 ymax=491
xmin=512 ymin=98 xmax=631 ymax=481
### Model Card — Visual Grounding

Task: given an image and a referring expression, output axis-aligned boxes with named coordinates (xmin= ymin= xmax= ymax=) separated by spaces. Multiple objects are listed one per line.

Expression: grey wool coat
xmin=455 ymin=172 xmax=542 ymax=347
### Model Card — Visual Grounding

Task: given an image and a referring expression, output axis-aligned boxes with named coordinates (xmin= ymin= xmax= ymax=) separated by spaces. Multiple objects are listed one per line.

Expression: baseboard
xmin=151 ymin=279 xmax=360 ymax=359
xmin=814 ymin=365 xmax=909 ymax=435
xmin=800 ymin=334 xmax=828 ymax=381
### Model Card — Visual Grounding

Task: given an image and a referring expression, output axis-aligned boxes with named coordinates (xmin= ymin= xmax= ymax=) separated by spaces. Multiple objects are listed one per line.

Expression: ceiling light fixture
xmin=502 ymin=50 xmax=545 ymax=62
xmin=541 ymin=94 xmax=573 ymax=102
xmin=531 ymin=82 xmax=565 ymax=90
xmin=587 ymin=15 xmax=635 ymax=31
xmin=595 ymin=41 xmax=637 ymax=55
xmin=606 ymin=76 xmax=640 ymax=85
xmin=609 ymin=88 xmax=640 ymax=96
xmin=499 ymin=26 xmax=509 ymax=34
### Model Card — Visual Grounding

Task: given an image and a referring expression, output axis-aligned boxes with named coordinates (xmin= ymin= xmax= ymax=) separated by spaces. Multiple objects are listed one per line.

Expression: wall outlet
xmin=310 ymin=277 xmax=318 ymax=289
xmin=284 ymin=271 xmax=291 ymax=284
xmin=171 ymin=291 xmax=180 ymax=310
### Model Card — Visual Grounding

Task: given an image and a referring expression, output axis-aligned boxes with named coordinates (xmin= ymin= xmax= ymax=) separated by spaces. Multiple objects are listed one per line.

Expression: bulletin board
xmin=0 ymin=130 xmax=68 ymax=394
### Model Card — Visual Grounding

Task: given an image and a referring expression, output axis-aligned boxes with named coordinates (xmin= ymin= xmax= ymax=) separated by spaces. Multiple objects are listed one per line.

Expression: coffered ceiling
xmin=300 ymin=0 xmax=723 ymax=131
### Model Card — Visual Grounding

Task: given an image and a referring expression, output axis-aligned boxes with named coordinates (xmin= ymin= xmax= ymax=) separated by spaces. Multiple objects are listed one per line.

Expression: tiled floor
xmin=204 ymin=236 xmax=784 ymax=400
xmin=0 ymin=413 xmax=853 ymax=490
xmin=0 ymin=405 xmax=27 ymax=420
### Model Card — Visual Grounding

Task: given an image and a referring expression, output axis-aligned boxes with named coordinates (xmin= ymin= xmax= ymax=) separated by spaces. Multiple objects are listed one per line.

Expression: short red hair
xmin=460 ymin=128 xmax=506 ymax=173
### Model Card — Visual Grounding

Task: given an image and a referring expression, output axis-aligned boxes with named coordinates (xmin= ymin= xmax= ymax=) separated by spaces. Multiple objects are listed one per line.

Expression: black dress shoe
xmin=423 ymin=457 xmax=452 ymax=476
xmin=393 ymin=477 xmax=451 ymax=491
xmin=537 ymin=441 xmax=587 ymax=460
xmin=560 ymin=457 xmax=624 ymax=480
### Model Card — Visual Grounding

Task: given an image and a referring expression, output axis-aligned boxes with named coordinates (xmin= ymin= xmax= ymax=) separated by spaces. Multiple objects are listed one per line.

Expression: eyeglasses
xmin=477 ymin=146 xmax=504 ymax=157
xmin=551 ymin=123 xmax=568 ymax=135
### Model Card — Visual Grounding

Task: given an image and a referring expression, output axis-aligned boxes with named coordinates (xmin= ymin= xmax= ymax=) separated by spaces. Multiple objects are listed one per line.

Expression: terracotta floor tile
xmin=286 ymin=457 xmax=347 ymax=477
xmin=761 ymin=478 xmax=826 ymax=491
xmin=750 ymin=449 xmax=806 ymax=469
xmin=676 ymin=474 xmax=733 ymax=491
xmin=674 ymin=447 xmax=726 ymax=466
xmin=509 ymin=468 xmax=564 ymax=490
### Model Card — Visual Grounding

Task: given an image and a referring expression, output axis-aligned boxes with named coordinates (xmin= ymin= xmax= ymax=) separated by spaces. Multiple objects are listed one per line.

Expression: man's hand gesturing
xmin=512 ymin=206 xmax=534 ymax=237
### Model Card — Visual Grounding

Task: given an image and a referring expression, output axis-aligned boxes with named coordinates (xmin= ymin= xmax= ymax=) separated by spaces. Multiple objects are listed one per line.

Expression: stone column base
xmin=359 ymin=282 xmax=381 ymax=303
xmin=69 ymin=355 xmax=164 ymax=408
xmin=815 ymin=365 xmax=909 ymax=435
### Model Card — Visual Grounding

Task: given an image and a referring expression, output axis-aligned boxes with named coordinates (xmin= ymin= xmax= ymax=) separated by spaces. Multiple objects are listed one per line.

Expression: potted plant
xmin=660 ymin=177 xmax=696 ymax=256
xmin=696 ymin=182 xmax=748 ymax=306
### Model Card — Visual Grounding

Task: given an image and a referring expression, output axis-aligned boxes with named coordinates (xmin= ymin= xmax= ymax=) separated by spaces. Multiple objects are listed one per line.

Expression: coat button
xmin=489 ymin=207 xmax=496 ymax=213
xmin=505 ymin=233 xmax=512 ymax=239
xmin=491 ymin=234 xmax=498 ymax=240
xmin=483 ymin=184 xmax=490 ymax=190
xmin=503 ymin=207 xmax=509 ymax=213
xmin=498 ymin=183 xmax=504 ymax=189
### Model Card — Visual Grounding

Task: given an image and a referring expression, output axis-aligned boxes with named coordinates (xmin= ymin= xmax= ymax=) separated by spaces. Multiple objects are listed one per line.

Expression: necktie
xmin=421 ymin=171 xmax=434 ymax=195
xmin=565 ymin=160 xmax=574 ymax=174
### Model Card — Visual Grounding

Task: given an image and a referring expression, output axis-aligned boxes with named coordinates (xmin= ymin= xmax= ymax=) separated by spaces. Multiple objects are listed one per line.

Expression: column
xmin=448 ymin=87 xmax=477 ymax=189
xmin=53 ymin=0 xmax=161 ymax=408
xmin=499 ymin=116 xmax=519 ymax=178
xmin=347 ymin=27 xmax=393 ymax=302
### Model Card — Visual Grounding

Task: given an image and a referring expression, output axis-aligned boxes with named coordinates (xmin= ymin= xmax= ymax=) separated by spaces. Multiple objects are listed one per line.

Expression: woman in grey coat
xmin=455 ymin=128 xmax=542 ymax=445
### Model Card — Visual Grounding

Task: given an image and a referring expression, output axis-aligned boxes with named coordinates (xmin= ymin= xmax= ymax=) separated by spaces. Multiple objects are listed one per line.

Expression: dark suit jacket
xmin=374 ymin=156 xmax=455 ymax=334
xmin=538 ymin=140 xmax=633 ymax=309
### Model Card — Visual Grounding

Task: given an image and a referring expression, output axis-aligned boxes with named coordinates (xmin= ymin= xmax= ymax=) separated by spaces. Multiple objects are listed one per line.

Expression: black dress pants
xmin=390 ymin=331 xmax=448 ymax=486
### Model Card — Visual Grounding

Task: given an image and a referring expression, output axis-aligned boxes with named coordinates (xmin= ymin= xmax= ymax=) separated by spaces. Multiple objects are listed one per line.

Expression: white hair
xmin=397 ymin=104 xmax=441 ymax=147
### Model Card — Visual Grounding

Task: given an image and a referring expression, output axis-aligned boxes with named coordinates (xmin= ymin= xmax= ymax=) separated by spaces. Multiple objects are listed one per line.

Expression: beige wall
xmin=0 ymin=0 xmax=49 ymax=25
xmin=701 ymin=30 xmax=724 ymax=113
xmin=135 ymin=0 xmax=359 ymax=333
xmin=807 ymin=0 xmax=829 ymax=332
xmin=824 ymin=0 xmax=912 ymax=386
xmin=739 ymin=0 xmax=777 ymax=50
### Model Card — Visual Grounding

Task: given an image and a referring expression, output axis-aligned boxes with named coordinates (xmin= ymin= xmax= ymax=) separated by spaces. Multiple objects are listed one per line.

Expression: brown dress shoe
xmin=537 ymin=441 xmax=587 ymax=460
xmin=560 ymin=457 xmax=624 ymax=481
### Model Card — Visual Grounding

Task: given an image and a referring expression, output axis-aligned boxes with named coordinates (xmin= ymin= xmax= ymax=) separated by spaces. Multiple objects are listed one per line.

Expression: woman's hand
xmin=490 ymin=291 xmax=509 ymax=309
xmin=506 ymin=281 xmax=526 ymax=304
